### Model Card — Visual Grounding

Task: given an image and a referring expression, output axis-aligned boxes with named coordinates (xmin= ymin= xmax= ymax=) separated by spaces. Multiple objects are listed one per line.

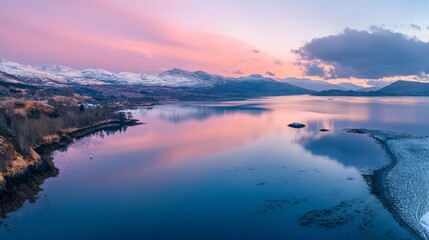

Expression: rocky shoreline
xmin=0 ymin=118 xmax=141 ymax=219
xmin=347 ymin=129 xmax=428 ymax=240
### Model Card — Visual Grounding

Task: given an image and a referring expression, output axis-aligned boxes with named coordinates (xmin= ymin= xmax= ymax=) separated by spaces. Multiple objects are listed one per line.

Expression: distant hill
xmin=356 ymin=86 xmax=384 ymax=92
xmin=376 ymin=80 xmax=429 ymax=96
xmin=282 ymin=78 xmax=345 ymax=91
xmin=283 ymin=77 xmax=366 ymax=92
xmin=312 ymin=90 xmax=373 ymax=96
xmin=205 ymin=74 xmax=312 ymax=98
xmin=313 ymin=80 xmax=429 ymax=96
xmin=336 ymin=82 xmax=363 ymax=91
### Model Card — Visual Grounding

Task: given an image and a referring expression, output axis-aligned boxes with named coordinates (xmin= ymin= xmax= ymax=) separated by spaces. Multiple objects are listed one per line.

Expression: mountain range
xmin=1 ymin=59 xmax=428 ymax=99
xmin=0 ymin=59 xmax=312 ymax=100
xmin=0 ymin=59 xmax=372 ymax=91
xmin=313 ymin=80 xmax=429 ymax=96
xmin=281 ymin=77 xmax=368 ymax=91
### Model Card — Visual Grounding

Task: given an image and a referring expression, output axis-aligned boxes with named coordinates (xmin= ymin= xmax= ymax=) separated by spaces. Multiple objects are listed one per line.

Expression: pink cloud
xmin=0 ymin=0 xmax=299 ymax=76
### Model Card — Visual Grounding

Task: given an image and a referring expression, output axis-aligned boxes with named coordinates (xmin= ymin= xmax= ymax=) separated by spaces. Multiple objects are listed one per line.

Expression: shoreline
xmin=0 ymin=118 xmax=142 ymax=194
xmin=34 ymin=119 xmax=142 ymax=155
xmin=346 ymin=129 xmax=425 ymax=240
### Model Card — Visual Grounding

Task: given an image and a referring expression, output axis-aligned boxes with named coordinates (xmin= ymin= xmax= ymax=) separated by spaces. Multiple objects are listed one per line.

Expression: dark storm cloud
xmin=294 ymin=27 xmax=429 ymax=79
xmin=232 ymin=69 xmax=243 ymax=75
xmin=265 ymin=71 xmax=276 ymax=77
xmin=303 ymin=63 xmax=325 ymax=77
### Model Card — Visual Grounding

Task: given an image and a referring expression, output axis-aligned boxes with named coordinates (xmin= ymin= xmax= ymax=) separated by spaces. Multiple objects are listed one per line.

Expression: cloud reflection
xmin=101 ymin=97 xmax=371 ymax=169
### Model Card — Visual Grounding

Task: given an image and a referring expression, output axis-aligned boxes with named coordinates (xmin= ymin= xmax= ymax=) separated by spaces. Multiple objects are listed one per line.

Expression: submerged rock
xmin=345 ymin=128 xmax=366 ymax=134
xmin=256 ymin=197 xmax=307 ymax=213
xmin=299 ymin=198 xmax=373 ymax=230
xmin=288 ymin=123 xmax=306 ymax=129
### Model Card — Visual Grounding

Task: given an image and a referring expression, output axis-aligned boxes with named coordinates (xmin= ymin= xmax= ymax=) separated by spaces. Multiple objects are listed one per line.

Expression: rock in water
xmin=320 ymin=129 xmax=330 ymax=132
xmin=288 ymin=123 xmax=306 ymax=129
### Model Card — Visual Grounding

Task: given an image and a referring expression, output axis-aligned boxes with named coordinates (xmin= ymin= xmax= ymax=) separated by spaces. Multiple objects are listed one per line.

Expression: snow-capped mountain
xmin=0 ymin=59 xmax=315 ymax=99
xmin=0 ymin=59 xmax=234 ymax=88
xmin=238 ymin=74 xmax=275 ymax=82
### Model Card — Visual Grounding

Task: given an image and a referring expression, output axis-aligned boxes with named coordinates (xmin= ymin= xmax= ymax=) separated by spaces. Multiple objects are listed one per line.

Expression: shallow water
xmin=2 ymin=95 xmax=429 ymax=240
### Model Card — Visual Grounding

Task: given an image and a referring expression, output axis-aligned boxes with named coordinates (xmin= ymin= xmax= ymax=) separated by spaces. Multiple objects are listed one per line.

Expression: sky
xmin=1 ymin=0 xmax=429 ymax=85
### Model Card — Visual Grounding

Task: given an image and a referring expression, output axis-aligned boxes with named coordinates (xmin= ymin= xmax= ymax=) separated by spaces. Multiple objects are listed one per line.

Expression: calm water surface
xmin=2 ymin=96 xmax=429 ymax=240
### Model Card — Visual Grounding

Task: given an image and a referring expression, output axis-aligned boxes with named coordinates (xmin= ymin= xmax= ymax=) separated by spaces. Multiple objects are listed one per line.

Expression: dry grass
xmin=0 ymin=97 xmax=54 ymax=117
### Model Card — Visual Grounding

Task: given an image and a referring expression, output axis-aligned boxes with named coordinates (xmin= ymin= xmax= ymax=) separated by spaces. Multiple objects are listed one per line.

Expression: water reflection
xmin=0 ymin=126 xmax=129 ymax=220
xmin=140 ymin=103 xmax=270 ymax=123
xmin=298 ymin=130 xmax=387 ymax=171
xmin=0 ymin=161 xmax=58 ymax=219
xmin=75 ymin=125 xmax=130 ymax=140
xmin=2 ymin=96 xmax=429 ymax=240
xmin=96 ymin=96 xmax=429 ymax=173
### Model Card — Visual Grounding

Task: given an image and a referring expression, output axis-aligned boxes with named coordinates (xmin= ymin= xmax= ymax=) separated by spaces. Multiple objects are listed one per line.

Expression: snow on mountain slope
xmin=155 ymin=68 xmax=224 ymax=87
xmin=0 ymin=59 xmax=233 ymax=87
xmin=0 ymin=60 xmax=69 ymax=86
xmin=0 ymin=59 xmax=310 ymax=90
xmin=0 ymin=71 xmax=25 ymax=84
xmin=238 ymin=74 xmax=275 ymax=82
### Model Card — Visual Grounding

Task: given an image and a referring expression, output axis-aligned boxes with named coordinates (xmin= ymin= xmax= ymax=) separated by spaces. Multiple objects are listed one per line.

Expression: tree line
xmin=0 ymin=100 xmax=124 ymax=154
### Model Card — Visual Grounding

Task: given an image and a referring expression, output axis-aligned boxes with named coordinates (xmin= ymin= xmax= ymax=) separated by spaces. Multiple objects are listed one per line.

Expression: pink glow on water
xmin=97 ymin=97 xmax=370 ymax=170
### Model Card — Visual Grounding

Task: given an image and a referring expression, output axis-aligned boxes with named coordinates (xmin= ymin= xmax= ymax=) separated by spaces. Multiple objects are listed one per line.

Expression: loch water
xmin=2 ymin=96 xmax=429 ymax=240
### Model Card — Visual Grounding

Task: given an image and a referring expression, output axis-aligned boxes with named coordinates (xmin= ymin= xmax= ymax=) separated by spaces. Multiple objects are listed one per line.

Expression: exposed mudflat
xmin=387 ymin=137 xmax=429 ymax=239
xmin=348 ymin=129 xmax=429 ymax=239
